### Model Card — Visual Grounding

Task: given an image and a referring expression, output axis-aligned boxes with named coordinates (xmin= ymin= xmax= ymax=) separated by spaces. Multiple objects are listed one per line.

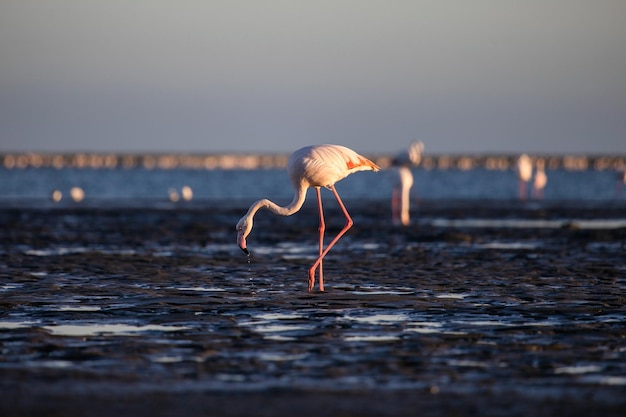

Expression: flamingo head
xmin=235 ymin=215 xmax=253 ymax=255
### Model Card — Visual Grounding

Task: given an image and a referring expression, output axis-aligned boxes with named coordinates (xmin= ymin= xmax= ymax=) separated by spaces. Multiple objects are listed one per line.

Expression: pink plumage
xmin=516 ymin=154 xmax=533 ymax=200
xmin=236 ymin=144 xmax=380 ymax=292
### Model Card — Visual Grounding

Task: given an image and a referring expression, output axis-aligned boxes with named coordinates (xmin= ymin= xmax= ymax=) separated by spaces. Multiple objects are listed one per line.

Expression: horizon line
xmin=2 ymin=152 xmax=625 ymax=172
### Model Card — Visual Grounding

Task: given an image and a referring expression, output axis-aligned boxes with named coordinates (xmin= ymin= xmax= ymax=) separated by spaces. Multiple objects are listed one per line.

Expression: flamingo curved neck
xmin=246 ymin=183 xmax=308 ymax=219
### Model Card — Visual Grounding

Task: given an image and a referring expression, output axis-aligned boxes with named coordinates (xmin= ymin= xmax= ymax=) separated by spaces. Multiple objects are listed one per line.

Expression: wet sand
xmin=1 ymin=200 xmax=625 ymax=416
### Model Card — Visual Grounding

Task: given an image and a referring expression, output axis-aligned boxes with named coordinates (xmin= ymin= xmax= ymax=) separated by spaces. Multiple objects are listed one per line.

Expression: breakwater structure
xmin=1 ymin=152 xmax=625 ymax=171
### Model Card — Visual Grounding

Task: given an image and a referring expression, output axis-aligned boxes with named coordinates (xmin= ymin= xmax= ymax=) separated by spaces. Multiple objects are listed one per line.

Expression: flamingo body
xmin=236 ymin=144 xmax=380 ymax=292
xmin=516 ymin=154 xmax=533 ymax=200
xmin=532 ymin=159 xmax=548 ymax=199
xmin=288 ymin=144 xmax=379 ymax=189
xmin=391 ymin=141 xmax=423 ymax=226
xmin=392 ymin=166 xmax=414 ymax=226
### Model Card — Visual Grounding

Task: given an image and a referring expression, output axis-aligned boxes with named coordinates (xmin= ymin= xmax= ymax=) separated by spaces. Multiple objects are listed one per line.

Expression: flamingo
xmin=532 ymin=158 xmax=548 ymax=199
xmin=516 ymin=154 xmax=533 ymax=200
xmin=390 ymin=141 xmax=424 ymax=226
xmin=236 ymin=144 xmax=380 ymax=292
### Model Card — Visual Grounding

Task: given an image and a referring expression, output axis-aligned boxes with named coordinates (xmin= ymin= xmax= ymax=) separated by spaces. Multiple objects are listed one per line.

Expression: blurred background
xmin=1 ymin=1 xmax=624 ymax=155
xmin=1 ymin=1 xmax=624 ymax=204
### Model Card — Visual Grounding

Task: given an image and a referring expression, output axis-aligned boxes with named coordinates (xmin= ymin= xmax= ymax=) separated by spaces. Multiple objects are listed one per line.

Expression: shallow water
xmin=1 ymin=201 xmax=625 ymax=415
xmin=1 ymin=165 xmax=624 ymax=204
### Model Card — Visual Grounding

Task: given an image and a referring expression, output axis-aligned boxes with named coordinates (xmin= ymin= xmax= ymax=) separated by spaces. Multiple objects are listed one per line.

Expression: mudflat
xmin=1 ymin=200 xmax=625 ymax=416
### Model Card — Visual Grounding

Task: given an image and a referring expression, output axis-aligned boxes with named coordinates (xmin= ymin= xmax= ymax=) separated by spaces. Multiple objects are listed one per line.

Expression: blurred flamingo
xmin=236 ymin=144 xmax=380 ymax=292
xmin=516 ymin=154 xmax=533 ymax=200
xmin=390 ymin=141 xmax=424 ymax=225
xmin=532 ymin=158 xmax=548 ymax=199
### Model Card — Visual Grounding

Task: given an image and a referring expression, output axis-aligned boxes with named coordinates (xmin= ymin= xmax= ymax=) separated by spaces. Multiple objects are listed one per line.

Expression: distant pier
xmin=1 ymin=152 xmax=624 ymax=171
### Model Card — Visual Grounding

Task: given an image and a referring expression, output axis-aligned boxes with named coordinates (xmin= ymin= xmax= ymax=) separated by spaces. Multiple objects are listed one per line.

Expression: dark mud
xmin=1 ymin=200 xmax=625 ymax=416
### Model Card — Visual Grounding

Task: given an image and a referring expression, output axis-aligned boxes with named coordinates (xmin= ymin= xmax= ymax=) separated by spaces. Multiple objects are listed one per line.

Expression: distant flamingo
xmin=516 ymin=154 xmax=533 ymax=200
xmin=236 ymin=144 xmax=380 ymax=292
xmin=390 ymin=141 xmax=424 ymax=226
xmin=532 ymin=159 xmax=548 ymax=199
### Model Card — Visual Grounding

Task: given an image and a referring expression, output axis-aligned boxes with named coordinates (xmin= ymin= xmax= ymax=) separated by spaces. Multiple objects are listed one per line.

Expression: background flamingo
xmin=236 ymin=144 xmax=380 ymax=292
xmin=390 ymin=141 xmax=424 ymax=226
xmin=532 ymin=158 xmax=548 ymax=199
xmin=516 ymin=154 xmax=533 ymax=200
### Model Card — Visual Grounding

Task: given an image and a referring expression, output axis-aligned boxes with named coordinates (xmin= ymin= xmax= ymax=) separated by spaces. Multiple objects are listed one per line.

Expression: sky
xmin=0 ymin=0 xmax=624 ymax=155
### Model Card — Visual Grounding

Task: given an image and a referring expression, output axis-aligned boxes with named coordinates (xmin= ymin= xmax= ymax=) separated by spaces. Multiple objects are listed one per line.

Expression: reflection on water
xmin=174 ymin=286 xmax=226 ymax=292
xmin=344 ymin=313 xmax=409 ymax=324
xmin=344 ymin=335 xmax=401 ymax=342
xmin=57 ymin=306 xmax=102 ymax=312
xmin=42 ymin=323 xmax=192 ymax=337
xmin=431 ymin=218 xmax=626 ymax=229
xmin=0 ymin=321 xmax=37 ymax=330
xmin=435 ymin=293 xmax=468 ymax=299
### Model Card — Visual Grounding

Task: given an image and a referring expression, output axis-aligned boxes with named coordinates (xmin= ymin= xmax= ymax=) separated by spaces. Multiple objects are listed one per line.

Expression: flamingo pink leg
xmin=314 ymin=187 xmax=325 ymax=292
xmin=308 ymin=184 xmax=353 ymax=292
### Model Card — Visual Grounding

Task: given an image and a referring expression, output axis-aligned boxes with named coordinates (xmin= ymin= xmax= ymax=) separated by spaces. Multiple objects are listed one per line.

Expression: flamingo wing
xmin=289 ymin=144 xmax=379 ymax=188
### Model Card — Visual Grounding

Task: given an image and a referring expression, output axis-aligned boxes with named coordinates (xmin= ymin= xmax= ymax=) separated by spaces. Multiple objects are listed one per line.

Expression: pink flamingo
xmin=531 ymin=158 xmax=548 ymax=199
xmin=236 ymin=144 xmax=380 ymax=292
xmin=516 ymin=154 xmax=533 ymax=200
xmin=391 ymin=141 xmax=424 ymax=226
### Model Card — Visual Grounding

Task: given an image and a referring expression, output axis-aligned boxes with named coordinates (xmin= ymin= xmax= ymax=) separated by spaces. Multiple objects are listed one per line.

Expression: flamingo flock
xmin=232 ymin=144 xmax=626 ymax=292
xmin=517 ymin=154 xmax=549 ymax=200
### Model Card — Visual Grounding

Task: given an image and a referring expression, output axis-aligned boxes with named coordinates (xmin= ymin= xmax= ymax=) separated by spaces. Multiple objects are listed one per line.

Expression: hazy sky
xmin=1 ymin=1 xmax=624 ymax=154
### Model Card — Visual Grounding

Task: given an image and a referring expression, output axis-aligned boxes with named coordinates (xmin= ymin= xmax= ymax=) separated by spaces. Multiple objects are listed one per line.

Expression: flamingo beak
xmin=237 ymin=232 xmax=249 ymax=255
